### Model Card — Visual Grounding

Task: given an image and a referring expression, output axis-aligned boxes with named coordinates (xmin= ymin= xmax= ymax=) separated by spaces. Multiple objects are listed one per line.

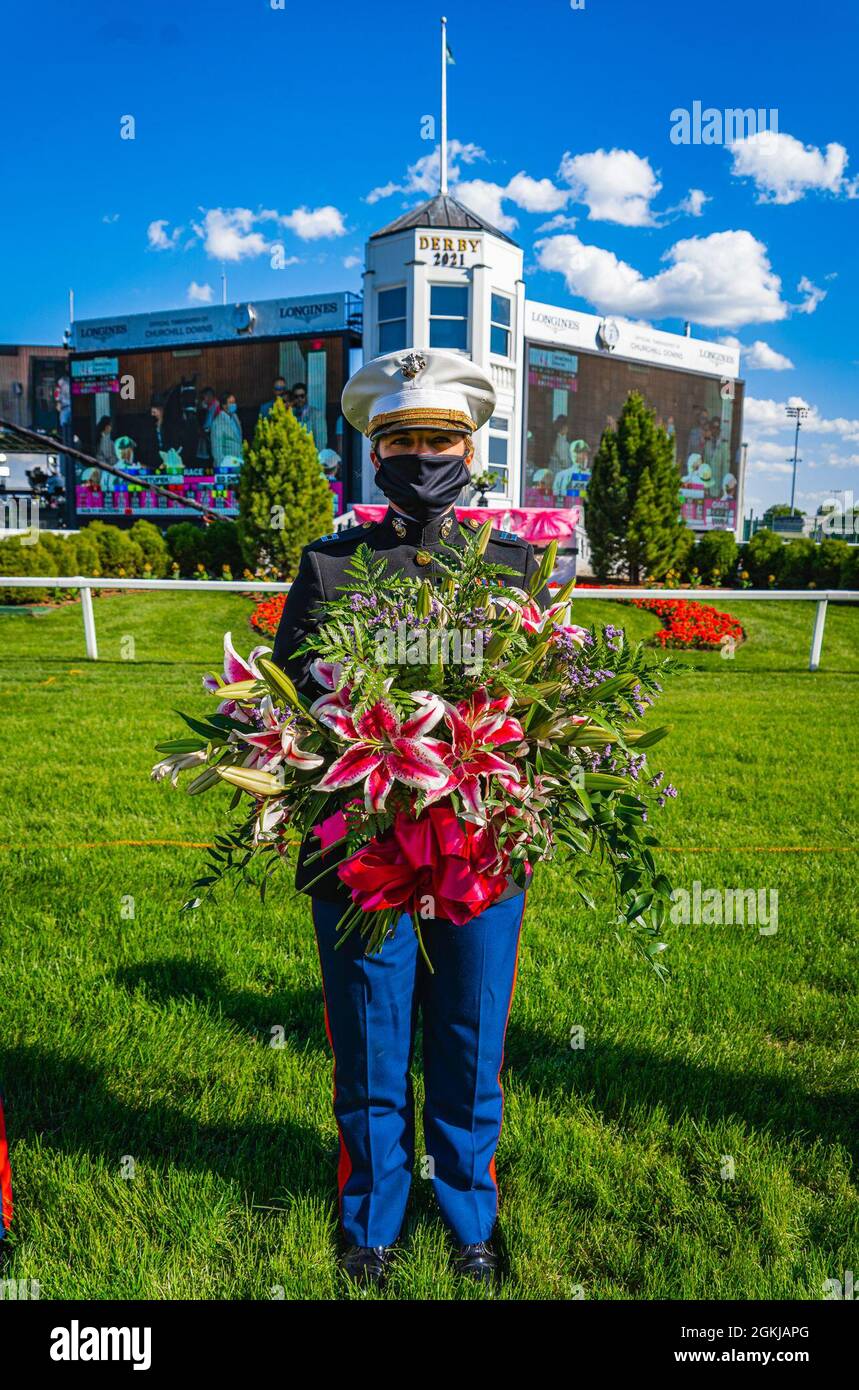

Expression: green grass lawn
xmin=0 ymin=590 xmax=857 ymax=1300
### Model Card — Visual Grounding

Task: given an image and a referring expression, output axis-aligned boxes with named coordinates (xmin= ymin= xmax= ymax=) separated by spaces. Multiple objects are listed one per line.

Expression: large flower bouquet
xmin=153 ymin=524 xmax=681 ymax=976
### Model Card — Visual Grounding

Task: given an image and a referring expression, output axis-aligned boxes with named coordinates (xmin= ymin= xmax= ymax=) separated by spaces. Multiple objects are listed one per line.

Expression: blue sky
xmin=3 ymin=0 xmax=857 ymax=513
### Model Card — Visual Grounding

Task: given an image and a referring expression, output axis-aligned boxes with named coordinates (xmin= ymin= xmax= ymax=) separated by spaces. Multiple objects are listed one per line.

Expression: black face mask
xmin=374 ymin=451 xmax=470 ymax=522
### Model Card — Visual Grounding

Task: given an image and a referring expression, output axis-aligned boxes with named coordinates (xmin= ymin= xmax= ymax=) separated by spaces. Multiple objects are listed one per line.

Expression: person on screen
xmin=290 ymin=381 xmax=311 ymax=426
xmin=681 ymin=453 xmax=705 ymax=486
xmin=95 ymin=416 xmax=114 ymax=467
xmin=210 ymin=390 xmax=243 ymax=466
xmin=291 ymin=381 xmax=326 ymax=447
xmin=259 ymin=376 xmax=289 ymax=420
xmin=687 ymin=409 xmax=710 ymax=457
xmin=196 ymin=387 xmax=218 ymax=465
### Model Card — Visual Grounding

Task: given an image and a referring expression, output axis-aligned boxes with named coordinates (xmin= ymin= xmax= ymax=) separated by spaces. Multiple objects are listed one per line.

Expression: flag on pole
xmin=445 ymin=42 xmax=455 ymax=64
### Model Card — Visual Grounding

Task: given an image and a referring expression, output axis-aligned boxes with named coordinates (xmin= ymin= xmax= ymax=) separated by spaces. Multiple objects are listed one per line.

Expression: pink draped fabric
xmin=351 ymin=505 xmax=580 ymax=546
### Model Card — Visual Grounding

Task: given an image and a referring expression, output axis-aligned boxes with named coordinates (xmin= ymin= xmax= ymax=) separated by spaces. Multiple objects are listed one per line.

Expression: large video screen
xmin=69 ymin=333 xmax=356 ymax=523
xmin=523 ymin=343 xmax=745 ymax=531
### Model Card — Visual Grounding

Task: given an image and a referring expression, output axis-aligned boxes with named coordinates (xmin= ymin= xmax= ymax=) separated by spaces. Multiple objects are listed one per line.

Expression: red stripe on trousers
xmin=488 ymin=892 xmax=527 ymax=1192
xmin=0 ymin=1093 xmax=13 ymax=1233
xmin=312 ymin=924 xmax=353 ymax=1219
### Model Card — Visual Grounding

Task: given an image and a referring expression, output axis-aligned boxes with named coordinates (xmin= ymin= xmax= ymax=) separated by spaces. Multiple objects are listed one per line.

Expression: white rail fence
xmin=2 ymin=576 xmax=855 ymax=671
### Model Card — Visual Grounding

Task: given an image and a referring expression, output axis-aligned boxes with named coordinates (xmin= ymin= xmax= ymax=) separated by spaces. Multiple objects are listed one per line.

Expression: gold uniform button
xmin=415 ymin=550 xmax=432 ymax=566
xmin=467 ymin=517 xmax=481 ymax=530
xmin=361 ymin=521 xmax=373 ymax=529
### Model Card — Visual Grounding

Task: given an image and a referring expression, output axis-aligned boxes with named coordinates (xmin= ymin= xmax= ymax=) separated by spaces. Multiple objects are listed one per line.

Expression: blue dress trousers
xmin=312 ymin=892 xmax=526 ymax=1248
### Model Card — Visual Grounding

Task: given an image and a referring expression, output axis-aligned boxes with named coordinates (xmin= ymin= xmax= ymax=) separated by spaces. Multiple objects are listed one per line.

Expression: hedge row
xmin=666 ymin=529 xmax=859 ymax=591
xmin=0 ymin=519 xmax=247 ymax=603
xmin=2 ymin=520 xmax=858 ymax=607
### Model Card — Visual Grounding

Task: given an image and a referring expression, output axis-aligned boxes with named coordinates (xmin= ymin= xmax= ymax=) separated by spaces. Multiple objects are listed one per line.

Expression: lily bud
xmin=529 ymin=540 xmax=558 ymax=597
xmin=417 ymin=580 xmax=432 ymax=618
xmin=473 ymin=519 xmax=493 ymax=556
xmin=553 ymin=579 xmax=576 ymax=606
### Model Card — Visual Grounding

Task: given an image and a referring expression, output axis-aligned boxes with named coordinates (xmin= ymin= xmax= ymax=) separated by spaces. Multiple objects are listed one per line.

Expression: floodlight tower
xmin=786 ymin=405 xmax=808 ymax=513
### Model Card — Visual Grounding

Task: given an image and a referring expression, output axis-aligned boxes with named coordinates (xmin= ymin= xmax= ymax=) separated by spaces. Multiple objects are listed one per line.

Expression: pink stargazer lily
xmin=238 ymin=695 xmax=324 ymax=773
xmin=423 ymin=688 xmax=526 ymax=818
xmin=311 ymin=689 xmax=449 ymax=812
xmin=493 ymin=589 xmax=590 ymax=646
xmin=203 ymin=631 xmax=272 ymax=723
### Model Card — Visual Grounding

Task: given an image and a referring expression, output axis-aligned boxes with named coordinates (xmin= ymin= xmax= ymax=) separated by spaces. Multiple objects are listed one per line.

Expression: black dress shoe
xmin=451 ymin=1239 xmax=499 ymax=1284
xmin=339 ymin=1243 xmax=396 ymax=1286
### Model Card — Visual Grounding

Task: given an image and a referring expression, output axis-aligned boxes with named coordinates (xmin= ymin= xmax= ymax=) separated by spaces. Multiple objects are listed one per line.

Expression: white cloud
xmin=796 ymin=275 xmax=826 ymax=315
xmin=744 ymin=395 xmax=859 ymax=442
xmin=745 ymin=340 xmax=794 ymax=370
xmin=535 ymin=228 xmax=787 ymax=328
xmin=747 ymin=439 xmax=794 ymax=461
xmin=365 ymin=142 xmax=570 ymax=237
xmin=814 ymin=453 xmax=859 ymax=470
xmin=366 ymin=140 xmax=486 ymax=203
xmin=449 ymin=178 xmax=518 ymax=232
xmin=748 ymin=458 xmax=794 ymax=476
xmin=504 ymin=171 xmax=572 ymax=213
xmin=192 ymin=208 xmax=268 ymax=261
xmin=558 ymin=148 xmax=662 ymax=226
xmin=147 ymin=219 xmax=182 ymax=251
xmin=279 ymin=205 xmax=346 ymax=240
xmin=342 ymin=254 xmax=362 ymax=269
xmin=187 ymin=281 xmax=213 ymax=304
xmin=102 ymin=212 xmax=120 ymax=224
xmin=720 ymin=336 xmax=795 ymax=370
xmin=677 ymin=188 xmax=710 ymax=217
xmin=729 ymin=130 xmax=856 ymax=204
xmin=536 ymin=212 xmax=578 ymax=232
xmin=451 ymin=169 xmax=571 ymax=231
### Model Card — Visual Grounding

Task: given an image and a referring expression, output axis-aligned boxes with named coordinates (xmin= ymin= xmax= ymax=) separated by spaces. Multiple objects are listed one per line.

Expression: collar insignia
xmin=441 ymin=516 xmax=454 ymax=539
xmin=392 ymin=516 xmax=407 ymax=538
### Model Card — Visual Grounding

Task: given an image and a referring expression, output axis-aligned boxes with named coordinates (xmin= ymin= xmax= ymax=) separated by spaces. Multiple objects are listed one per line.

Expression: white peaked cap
xmin=341 ymin=348 xmax=497 ymax=439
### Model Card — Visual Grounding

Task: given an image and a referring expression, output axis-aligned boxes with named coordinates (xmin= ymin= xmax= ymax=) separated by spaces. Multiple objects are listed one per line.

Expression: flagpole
xmin=440 ymin=15 xmax=448 ymax=194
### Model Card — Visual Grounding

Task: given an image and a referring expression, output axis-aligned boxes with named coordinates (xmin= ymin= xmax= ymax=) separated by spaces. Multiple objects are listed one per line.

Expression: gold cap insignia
xmin=400 ymin=351 xmax=427 ymax=380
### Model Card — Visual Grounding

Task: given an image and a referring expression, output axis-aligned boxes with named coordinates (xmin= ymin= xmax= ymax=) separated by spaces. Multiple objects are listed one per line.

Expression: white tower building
xmin=361 ymin=193 xmax=525 ymax=505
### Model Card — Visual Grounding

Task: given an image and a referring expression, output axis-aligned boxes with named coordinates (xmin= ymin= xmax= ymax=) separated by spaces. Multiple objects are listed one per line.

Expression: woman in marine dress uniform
xmin=272 ymin=348 xmax=549 ymax=1288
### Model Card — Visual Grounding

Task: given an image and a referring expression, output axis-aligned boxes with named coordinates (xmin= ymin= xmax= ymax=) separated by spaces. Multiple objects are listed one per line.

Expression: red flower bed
xmin=251 ymin=587 xmax=743 ymax=651
xmin=250 ymin=593 xmax=286 ymax=639
xmin=632 ymin=597 xmax=744 ymax=650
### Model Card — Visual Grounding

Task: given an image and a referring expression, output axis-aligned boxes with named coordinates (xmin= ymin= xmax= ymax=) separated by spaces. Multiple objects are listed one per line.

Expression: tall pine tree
xmin=238 ymin=398 xmax=334 ymax=579
xmin=585 ymin=391 xmax=686 ymax=582
xmin=585 ymin=423 xmax=628 ymax=579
